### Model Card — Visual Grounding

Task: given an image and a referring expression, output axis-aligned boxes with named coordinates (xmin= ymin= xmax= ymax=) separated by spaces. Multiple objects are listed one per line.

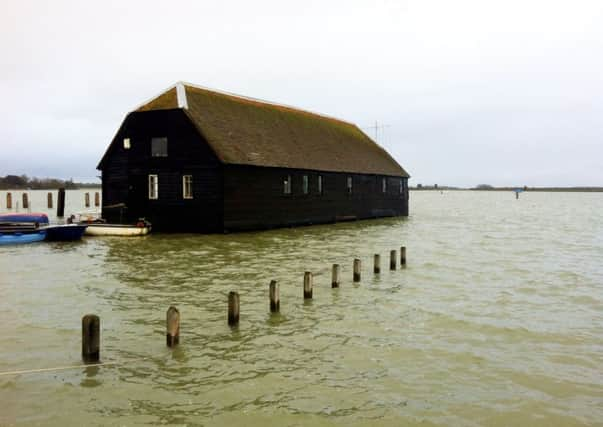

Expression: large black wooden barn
xmin=97 ymin=82 xmax=410 ymax=232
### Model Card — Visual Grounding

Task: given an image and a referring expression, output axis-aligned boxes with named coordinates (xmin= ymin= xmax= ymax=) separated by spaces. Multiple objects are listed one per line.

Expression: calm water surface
xmin=1 ymin=190 xmax=602 ymax=426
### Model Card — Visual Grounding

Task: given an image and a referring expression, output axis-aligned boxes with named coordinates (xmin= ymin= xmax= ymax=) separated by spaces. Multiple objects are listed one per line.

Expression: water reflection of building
xmin=98 ymin=82 xmax=410 ymax=232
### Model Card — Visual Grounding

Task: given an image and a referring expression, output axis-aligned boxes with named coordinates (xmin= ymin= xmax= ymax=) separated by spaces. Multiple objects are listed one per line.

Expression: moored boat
xmin=0 ymin=213 xmax=49 ymax=245
xmin=0 ymin=230 xmax=46 ymax=246
xmin=41 ymin=224 xmax=88 ymax=241
xmin=84 ymin=221 xmax=151 ymax=237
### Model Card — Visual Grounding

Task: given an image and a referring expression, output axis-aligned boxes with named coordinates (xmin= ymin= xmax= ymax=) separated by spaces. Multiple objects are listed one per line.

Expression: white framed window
xmin=123 ymin=138 xmax=131 ymax=149
xmin=148 ymin=174 xmax=158 ymax=199
xmin=347 ymin=176 xmax=353 ymax=194
xmin=302 ymin=175 xmax=309 ymax=194
xmin=318 ymin=175 xmax=323 ymax=195
xmin=283 ymin=175 xmax=291 ymax=194
xmin=151 ymin=137 xmax=168 ymax=157
xmin=382 ymin=177 xmax=387 ymax=193
xmin=183 ymin=175 xmax=193 ymax=199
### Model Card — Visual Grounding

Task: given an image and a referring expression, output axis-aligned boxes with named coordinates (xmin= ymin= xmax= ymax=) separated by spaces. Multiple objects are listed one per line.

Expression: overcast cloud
xmin=1 ymin=0 xmax=602 ymax=186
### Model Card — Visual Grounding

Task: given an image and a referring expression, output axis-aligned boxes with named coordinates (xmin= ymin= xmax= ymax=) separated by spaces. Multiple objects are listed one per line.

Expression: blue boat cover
xmin=0 ymin=213 xmax=49 ymax=224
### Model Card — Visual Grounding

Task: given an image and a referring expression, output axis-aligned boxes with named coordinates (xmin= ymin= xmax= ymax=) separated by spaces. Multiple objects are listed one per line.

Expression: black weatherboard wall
xmin=100 ymin=109 xmax=223 ymax=232
xmin=98 ymin=82 xmax=410 ymax=232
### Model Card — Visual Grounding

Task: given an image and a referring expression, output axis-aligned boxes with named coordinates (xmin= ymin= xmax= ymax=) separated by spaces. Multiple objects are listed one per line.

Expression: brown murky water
xmin=1 ymin=190 xmax=602 ymax=426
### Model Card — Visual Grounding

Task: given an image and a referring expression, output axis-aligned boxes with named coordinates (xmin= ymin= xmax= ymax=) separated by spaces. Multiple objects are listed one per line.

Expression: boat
xmin=41 ymin=224 xmax=88 ymax=241
xmin=0 ymin=213 xmax=49 ymax=245
xmin=0 ymin=230 xmax=46 ymax=246
xmin=83 ymin=220 xmax=151 ymax=237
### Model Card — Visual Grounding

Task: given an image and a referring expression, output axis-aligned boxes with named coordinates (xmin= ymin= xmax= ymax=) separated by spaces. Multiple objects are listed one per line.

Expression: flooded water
xmin=1 ymin=190 xmax=602 ymax=426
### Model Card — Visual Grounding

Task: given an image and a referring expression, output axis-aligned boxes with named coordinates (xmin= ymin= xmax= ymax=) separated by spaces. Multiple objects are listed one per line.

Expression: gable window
xmin=183 ymin=175 xmax=193 ymax=199
xmin=283 ymin=175 xmax=291 ymax=194
xmin=123 ymin=138 xmax=131 ymax=149
xmin=347 ymin=176 xmax=353 ymax=195
xmin=382 ymin=177 xmax=387 ymax=193
xmin=148 ymin=174 xmax=158 ymax=199
xmin=318 ymin=175 xmax=323 ymax=195
xmin=302 ymin=175 xmax=309 ymax=194
xmin=151 ymin=137 xmax=168 ymax=157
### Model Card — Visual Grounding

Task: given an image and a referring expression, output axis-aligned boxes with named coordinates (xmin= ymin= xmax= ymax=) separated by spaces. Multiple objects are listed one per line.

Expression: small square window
xmin=283 ymin=175 xmax=291 ymax=194
xmin=302 ymin=175 xmax=309 ymax=194
xmin=148 ymin=174 xmax=158 ymax=199
xmin=151 ymin=137 xmax=168 ymax=157
xmin=183 ymin=175 xmax=193 ymax=199
xmin=123 ymin=138 xmax=131 ymax=149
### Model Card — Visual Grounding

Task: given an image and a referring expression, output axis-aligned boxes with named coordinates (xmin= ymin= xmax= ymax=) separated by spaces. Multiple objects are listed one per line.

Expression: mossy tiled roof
xmin=132 ymin=83 xmax=409 ymax=177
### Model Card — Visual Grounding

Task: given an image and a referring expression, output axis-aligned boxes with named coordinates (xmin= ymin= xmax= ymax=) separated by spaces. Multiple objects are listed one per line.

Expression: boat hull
xmin=42 ymin=224 xmax=88 ymax=241
xmin=0 ymin=231 xmax=47 ymax=246
xmin=84 ymin=224 xmax=150 ymax=236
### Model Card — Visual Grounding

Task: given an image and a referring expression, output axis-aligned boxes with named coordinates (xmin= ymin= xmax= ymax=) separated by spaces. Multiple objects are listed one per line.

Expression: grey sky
xmin=1 ymin=0 xmax=602 ymax=186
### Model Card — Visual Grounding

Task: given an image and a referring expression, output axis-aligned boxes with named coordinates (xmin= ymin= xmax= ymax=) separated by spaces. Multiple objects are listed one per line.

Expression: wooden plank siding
xmin=100 ymin=109 xmax=223 ymax=231
xmin=223 ymin=165 xmax=408 ymax=232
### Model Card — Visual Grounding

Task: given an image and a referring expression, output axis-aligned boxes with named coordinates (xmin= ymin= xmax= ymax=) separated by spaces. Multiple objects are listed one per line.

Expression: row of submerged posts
xmin=81 ymin=246 xmax=407 ymax=363
xmin=3 ymin=191 xmax=100 ymax=210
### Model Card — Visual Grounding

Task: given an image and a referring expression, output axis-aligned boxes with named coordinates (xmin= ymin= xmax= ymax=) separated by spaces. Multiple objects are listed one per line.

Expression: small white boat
xmin=83 ymin=221 xmax=151 ymax=237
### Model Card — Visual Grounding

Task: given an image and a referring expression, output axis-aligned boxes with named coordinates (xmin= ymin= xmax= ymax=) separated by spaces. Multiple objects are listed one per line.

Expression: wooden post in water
xmin=400 ymin=246 xmax=407 ymax=267
xmin=6 ymin=193 xmax=11 ymax=209
xmin=82 ymin=314 xmax=100 ymax=363
xmin=47 ymin=192 xmax=53 ymax=209
xmin=228 ymin=291 xmax=240 ymax=326
xmin=57 ymin=188 xmax=66 ymax=218
xmin=390 ymin=250 xmax=397 ymax=270
xmin=166 ymin=306 xmax=180 ymax=347
xmin=94 ymin=192 xmax=100 ymax=207
xmin=85 ymin=192 xmax=90 ymax=208
xmin=269 ymin=280 xmax=279 ymax=313
xmin=22 ymin=193 xmax=29 ymax=209
xmin=303 ymin=272 xmax=313 ymax=299
xmin=374 ymin=254 xmax=381 ymax=274
xmin=331 ymin=264 xmax=340 ymax=288
xmin=353 ymin=259 xmax=361 ymax=282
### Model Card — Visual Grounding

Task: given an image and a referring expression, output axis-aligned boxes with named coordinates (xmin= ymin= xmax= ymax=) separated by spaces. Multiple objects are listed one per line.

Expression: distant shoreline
xmin=411 ymin=186 xmax=603 ymax=192
xmin=0 ymin=175 xmax=100 ymax=190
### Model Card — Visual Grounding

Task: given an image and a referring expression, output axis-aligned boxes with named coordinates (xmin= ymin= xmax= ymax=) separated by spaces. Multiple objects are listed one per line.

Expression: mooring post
xmin=85 ymin=192 xmax=90 ymax=208
xmin=331 ymin=264 xmax=340 ymax=288
xmin=82 ymin=314 xmax=100 ymax=363
xmin=304 ymin=272 xmax=313 ymax=299
xmin=47 ymin=192 xmax=53 ymax=209
xmin=6 ymin=193 xmax=12 ymax=209
xmin=374 ymin=254 xmax=381 ymax=274
xmin=22 ymin=193 xmax=29 ymax=210
xmin=166 ymin=306 xmax=180 ymax=347
xmin=269 ymin=280 xmax=280 ymax=312
xmin=94 ymin=192 xmax=100 ymax=207
xmin=228 ymin=291 xmax=240 ymax=326
xmin=400 ymin=246 xmax=407 ymax=267
xmin=353 ymin=259 xmax=361 ymax=282
xmin=57 ymin=188 xmax=66 ymax=218
xmin=390 ymin=250 xmax=397 ymax=270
